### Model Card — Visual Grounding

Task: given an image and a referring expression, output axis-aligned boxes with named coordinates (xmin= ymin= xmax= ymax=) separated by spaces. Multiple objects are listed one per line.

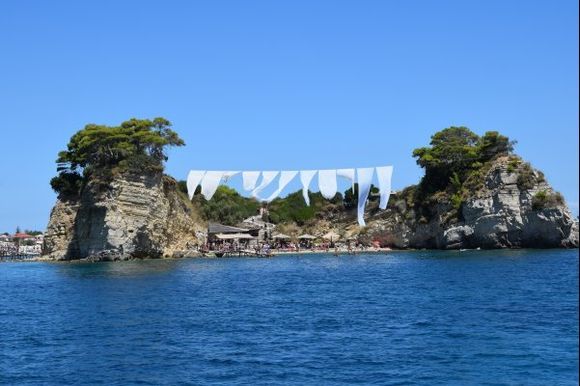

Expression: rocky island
xmin=43 ymin=120 xmax=578 ymax=261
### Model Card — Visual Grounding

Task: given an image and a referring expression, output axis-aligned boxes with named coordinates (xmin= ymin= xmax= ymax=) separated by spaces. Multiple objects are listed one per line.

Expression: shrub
xmin=192 ymin=186 xmax=260 ymax=225
xmin=532 ymin=190 xmax=564 ymax=210
xmin=50 ymin=172 xmax=84 ymax=198
xmin=517 ymin=162 xmax=537 ymax=190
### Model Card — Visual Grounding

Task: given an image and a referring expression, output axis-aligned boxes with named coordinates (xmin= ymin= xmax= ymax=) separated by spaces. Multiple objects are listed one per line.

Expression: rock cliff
xmin=43 ymin=157 xmax=577 ymax=260
xmin=360 ymin=157 xmax=578 ymax=249
xmin=43 ymin=172 xmax=205 ymax=261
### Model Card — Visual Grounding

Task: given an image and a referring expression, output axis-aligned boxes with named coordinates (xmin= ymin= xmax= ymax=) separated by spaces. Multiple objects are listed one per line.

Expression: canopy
xmin=298 ymin=234 xmax=317 ymax=240
xmin=272 ymin=233 xmax=291 ymax=239
xmin=215 ymin=233 xmax=255 ymax=240
xmin=208 ymin=223 xmax=250 ymax=234
xmin=322 ymin=231 xmax=341 ymax=241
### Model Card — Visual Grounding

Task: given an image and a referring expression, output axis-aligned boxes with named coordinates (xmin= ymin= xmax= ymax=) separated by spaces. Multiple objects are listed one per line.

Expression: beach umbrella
xmin=298 ymin=234 xmax=317 ymax=240
xmin=272 ymin=233 xmax=291 ymax=239
xmin=322 ymin=231 xmax=341 ymax=242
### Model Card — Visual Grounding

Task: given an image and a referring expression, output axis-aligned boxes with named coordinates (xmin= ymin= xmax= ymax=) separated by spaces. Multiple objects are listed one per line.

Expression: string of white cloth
xmin=186 ymin=166 xmax=393 ymax=226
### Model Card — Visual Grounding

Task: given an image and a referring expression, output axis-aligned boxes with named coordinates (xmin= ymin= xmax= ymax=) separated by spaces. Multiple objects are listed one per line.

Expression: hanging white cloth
xmin=265 ymin=171 xmax=298 ymax=202
xmin=356 ymin=168 xmax=374 ymax=226
xmin=242 ymin=171 xmax=260 ymax=191
xmin=222 ymin=171 xmax=239 ymax=183
xmin=337 ymin=168 xmax=355 ymax=193
xmin=318 ymin=169 xmax=338 ymax=199
xmin=200 ymin=171 xmax=225 ymax=200
xmin=186 ymin=170 xmax=205 ymax=200
xmin=300 ymin=170 xmax=317 ymax=206
xmin=251 ymin=171 xmax=279 ymax=200
xmin=376 ymin=166 xmax=393 ymax=210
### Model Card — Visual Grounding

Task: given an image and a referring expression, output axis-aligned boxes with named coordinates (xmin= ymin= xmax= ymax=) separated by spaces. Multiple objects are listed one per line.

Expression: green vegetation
xmin=411 ymin=127 xmax=516 ymax=221
xmin=51 ymin=118 xmax=184 ymax=197
xmin=191 ymin=186 xmax=261 ymax=225
xmin=51 ymin=120 xmax=560 ymax=228
xmin=413 ymin=127 xmax=514 ymax=193
xmin=267 ymin=191 xmax=345 ymax=225
xmin=532 ymin=190 xmax=564 ymax=211
xmin=516 ymin=161 xmax=547 ymax=190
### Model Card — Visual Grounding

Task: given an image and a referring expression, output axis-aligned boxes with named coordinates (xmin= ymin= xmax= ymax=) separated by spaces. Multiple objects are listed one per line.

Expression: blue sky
xmin=0 ymin=0 xmax=578 ymax=232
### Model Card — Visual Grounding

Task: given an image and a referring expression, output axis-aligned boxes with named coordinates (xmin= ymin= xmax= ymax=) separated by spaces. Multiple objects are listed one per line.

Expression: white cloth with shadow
xmin=356 ymin=167 xmax=374 ymax=226
xmin=186 ymin=170 xmax=205 ymax=199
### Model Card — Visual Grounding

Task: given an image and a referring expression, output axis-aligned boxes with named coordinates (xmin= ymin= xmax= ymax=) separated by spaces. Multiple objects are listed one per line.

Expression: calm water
xmin=1 ymin=250 xmax=578 ymax=385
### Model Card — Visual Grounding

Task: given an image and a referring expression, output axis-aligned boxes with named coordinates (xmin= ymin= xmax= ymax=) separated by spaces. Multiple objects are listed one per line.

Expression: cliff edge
xmin=361 ymin=156 xmax=579 ymax=249
xmin=43 ymin=173 xmax=205 ymax=261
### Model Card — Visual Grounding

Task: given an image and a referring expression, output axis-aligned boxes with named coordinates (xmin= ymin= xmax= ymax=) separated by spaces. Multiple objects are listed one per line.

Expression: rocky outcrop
xmin=43 ymin=157 xmax=577 ymax=260
xmin=43 ymin=172 xmax=206 ymax=261
xmin=362 ymin=157 xmax=579 ymax=249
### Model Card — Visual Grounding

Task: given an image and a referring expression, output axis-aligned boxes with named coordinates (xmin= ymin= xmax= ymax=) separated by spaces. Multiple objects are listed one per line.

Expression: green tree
xmin=412 ymin=127 xmax=480 ymax=191
xmin=413 ymin=126 xmax=515 ymax=193
xmin=51 ymin=118 xmax=184 ymax=196
xmin=479 ymin=131 xmax=516 ymax=161
xmin=192 ymin=186 xmax=260 ymax=225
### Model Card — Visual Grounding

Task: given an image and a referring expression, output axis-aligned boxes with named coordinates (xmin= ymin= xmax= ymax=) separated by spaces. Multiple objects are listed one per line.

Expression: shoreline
xmin=2 ymin=246 xmax=578 ymax=264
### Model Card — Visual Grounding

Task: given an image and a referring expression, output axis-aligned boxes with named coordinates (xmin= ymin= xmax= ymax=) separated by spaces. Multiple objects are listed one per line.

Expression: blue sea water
xmin=0 ymin=250 xmax=578 ymax=385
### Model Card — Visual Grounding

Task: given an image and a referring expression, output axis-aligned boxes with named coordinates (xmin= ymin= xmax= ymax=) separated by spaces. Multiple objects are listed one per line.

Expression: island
xmin=42 ymin=119 xmax=579 ymax=261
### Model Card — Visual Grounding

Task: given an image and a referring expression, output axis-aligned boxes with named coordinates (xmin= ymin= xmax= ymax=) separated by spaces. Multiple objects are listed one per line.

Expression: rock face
xmin=43 ymin=173 xmax=205 ymax=261
xmin=43 ymin=157 xmax=577 ymax=260
xmin=363 ymin=158 xmax=579 ymax=249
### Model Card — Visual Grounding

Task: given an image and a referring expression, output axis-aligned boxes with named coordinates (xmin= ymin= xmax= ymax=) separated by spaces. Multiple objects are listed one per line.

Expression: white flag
xmin=186 ymin=170 xmax=205 ymax=200
xmin=376 ymin=166 xmax=393 ymax=210
xmin=242 ymin=171 xmax=260 ymax=191
xmin=200 ymin=171 xmax=225 ymax=200
xmin=356 ymin=168 xmax=374 ymax=226
xmin=318 ymin=169 xmax=337 ymax=199
xmin=265 ymin=171 xmax=298 ymax=202
xmin=299 ymin=170 xmax=317 ymax=206
xmin=251 ymin=171 xmax=279 ymax=200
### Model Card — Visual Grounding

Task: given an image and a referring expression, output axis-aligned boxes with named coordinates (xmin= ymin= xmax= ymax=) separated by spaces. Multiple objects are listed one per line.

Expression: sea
xmin=1 ymin=249 xmax=578 ymax=385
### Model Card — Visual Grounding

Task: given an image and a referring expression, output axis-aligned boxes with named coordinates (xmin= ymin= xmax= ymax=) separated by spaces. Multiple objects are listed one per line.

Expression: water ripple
xmin=0 ymin=250 xmax=578 ymax=385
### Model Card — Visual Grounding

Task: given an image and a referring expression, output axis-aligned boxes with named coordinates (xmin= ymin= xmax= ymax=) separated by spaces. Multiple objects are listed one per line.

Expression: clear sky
xmin=0 ymin=0 xmax=578 ymax=232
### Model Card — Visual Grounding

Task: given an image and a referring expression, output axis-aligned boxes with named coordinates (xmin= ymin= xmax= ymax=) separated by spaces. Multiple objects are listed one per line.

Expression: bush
xmin=268 ymin=190 xmax=344 ymax=225
xmin=192 ymin=186 xmax=260 ymax=225
xmin=517 ymin=162 xmax=537 ymax=190
xmin=50 ymin=172 xmax=84 ymax=198
xmin=532 ymin=190 xmax=564 ymax=210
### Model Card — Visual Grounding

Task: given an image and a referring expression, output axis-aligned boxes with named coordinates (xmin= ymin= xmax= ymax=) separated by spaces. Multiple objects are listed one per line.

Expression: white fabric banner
xmin=265 ymin=171 xmax=298 ymax=202
xmin=186 ymin=170 xmax=205 ymax=200
xmin=222 ymin=171 xmax=239 ymax=183
xmin=376 ymin=166 xmax=393 ymax=210
xmin=186 ymin=165 xmax=393 ymax=226
xmin=242 ymin=171 xmax=261 ymax=191
xmin=251 ymin=171 xmax=279 ymax=200
xmin=318 ymin=169 xmax=338 ymax=199
xmin=299 ymin=170 xmax=317 ymax=206
xmin=201 ymin=171 xmax=225 ymax=200
xmin=337 ymin=168 xmax=355 ymax=193
xmin=356 ymin=168 xmax=374 ymax=226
